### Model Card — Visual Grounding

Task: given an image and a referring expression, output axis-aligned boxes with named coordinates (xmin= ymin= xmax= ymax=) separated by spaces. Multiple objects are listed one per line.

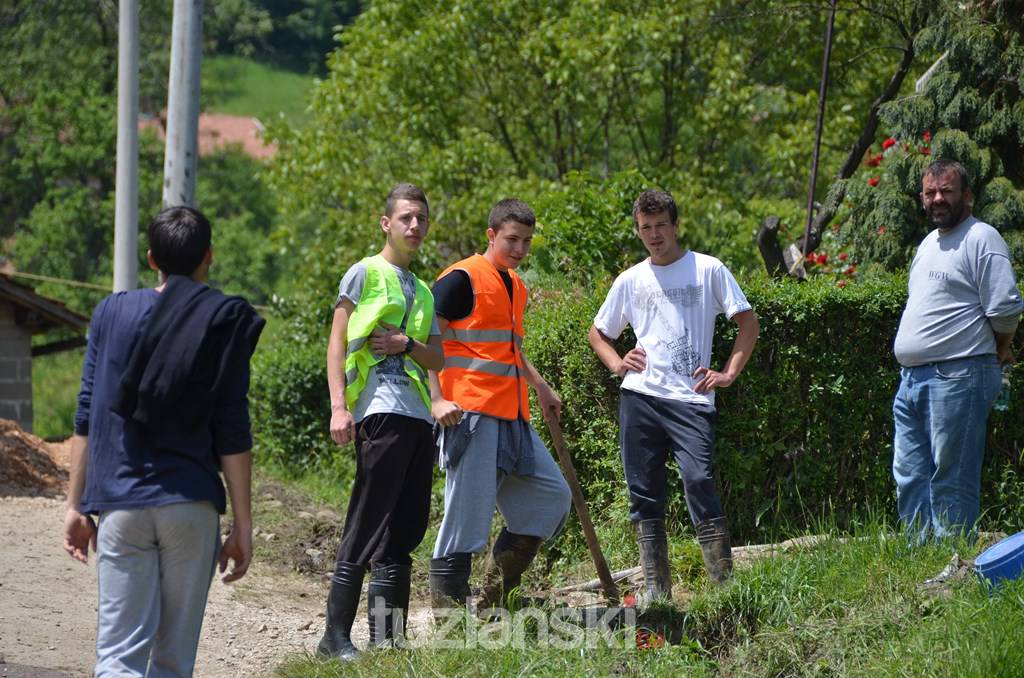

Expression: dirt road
xmin=0 ymin=494 xmax=329 ymax=677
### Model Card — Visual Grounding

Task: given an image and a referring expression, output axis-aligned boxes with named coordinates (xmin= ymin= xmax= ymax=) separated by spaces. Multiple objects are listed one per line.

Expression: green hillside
xmin=202 ymin=55 xmax=314 ymax=125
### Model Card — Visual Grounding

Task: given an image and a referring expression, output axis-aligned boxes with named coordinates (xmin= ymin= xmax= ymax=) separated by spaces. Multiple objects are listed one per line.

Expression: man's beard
xmin=926 ymin=199 xmax=967 ymax=229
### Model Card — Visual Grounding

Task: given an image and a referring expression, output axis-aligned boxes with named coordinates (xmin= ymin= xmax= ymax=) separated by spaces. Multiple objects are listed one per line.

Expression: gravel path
xmin=0 ymin=495 xmax=328 ymax=677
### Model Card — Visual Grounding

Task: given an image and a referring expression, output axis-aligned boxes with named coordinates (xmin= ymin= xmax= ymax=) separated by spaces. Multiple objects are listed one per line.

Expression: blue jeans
xmin=892 ymin=354 xmax=1001 ymax=541
xmin=95 ymin=501 xmax=220 ymax=677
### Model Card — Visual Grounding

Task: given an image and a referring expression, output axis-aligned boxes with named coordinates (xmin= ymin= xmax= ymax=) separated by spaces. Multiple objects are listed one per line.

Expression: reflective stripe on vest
xmin=438 ymin=254 xmax=530 ymax=421
xmin=343 ymin=254 xmax=434 ymax=411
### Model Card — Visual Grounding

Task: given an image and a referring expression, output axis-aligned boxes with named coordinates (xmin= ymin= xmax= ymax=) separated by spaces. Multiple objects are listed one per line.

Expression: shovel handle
xmin=544 ymin=414 xmax=620 ymax=604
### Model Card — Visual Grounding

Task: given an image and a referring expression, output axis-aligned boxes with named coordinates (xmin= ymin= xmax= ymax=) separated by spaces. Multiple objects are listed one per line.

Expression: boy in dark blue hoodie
xmin=63 ymin=206 xmax=264 ymax=677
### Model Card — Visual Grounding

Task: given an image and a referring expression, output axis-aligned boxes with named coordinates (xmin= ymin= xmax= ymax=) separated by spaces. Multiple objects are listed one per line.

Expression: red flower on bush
xmin=878 ymin=226 xmax=887 ymax=234
xmin=806 ymin=252 xmax=816 ymax=263
xmin=920 ymin=147 xmax=931 ymax=155
xmin=923 ymin=130 xmax=932 ymax=142
xmin=845 ymin=265 xmax=857 ymax=276
xmin=816 ymin=253 xmax=828 ymax=265
xmin=838 ymin=279 xmax=848 ymax=289
xmin=882 ymin=137 xmax=897 ymax=150
xmin=868 ymin=176 xmax=880 ymax=187
xmin=838 ymin=252 xmax=848 ymax=262
xmin=865 ymin=153 xmax=883 ymax=167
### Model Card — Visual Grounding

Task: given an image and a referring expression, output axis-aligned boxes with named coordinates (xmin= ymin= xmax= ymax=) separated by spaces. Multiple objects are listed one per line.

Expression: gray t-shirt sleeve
xmin=974 ymin=231 xmax=1022 ymax=332
xmin=336 ymin=262 xmax=367 ymax=307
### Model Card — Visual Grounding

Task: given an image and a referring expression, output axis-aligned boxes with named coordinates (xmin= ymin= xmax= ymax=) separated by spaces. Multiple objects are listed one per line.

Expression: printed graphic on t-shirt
xmin=374 ymin=267 xmax=417 ymax=388
xmin=636 ymin=281 xmax=702 ymax=376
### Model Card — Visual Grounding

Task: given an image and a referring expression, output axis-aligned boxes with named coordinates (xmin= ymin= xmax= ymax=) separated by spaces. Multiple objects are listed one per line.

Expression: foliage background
xmin=6 ymin=0 xmax=1023 ymax=548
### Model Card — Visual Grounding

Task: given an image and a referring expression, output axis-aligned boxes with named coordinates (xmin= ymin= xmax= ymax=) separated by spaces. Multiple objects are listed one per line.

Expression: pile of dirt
xmin=0 ymin=418 xmax=68 ymax=497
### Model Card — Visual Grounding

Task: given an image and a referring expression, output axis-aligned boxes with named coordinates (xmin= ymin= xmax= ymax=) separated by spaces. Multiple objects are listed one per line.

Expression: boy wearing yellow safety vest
xmin=428 ymin=198 xmax=572 ymax=614
xmin=317 ymin=184 xmax=445 ymax=659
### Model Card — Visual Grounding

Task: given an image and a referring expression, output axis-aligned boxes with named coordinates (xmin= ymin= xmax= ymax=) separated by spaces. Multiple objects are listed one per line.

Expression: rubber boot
xmin=696 ymin=516 xmax=733 ymax=585
xmin=316 ymin=561 xmax=365 ymax=660
xmin=367 ymin=563 xmax=411 ymax=648
xmin=429 ymin=553 xmax=472 ymax=619
xmin=476 ymin=528 xmax=543 ymax=612
xmin=636 ymin=518 xmax=673 ymax=604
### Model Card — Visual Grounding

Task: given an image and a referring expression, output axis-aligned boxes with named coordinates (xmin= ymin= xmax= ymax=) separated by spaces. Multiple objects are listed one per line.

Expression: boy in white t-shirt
xmin=588 ymin=189 xmax=759 ymax=595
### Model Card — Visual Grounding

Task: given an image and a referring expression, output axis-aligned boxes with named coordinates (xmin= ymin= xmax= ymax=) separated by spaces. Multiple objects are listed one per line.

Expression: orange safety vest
xmin=438 ymin=254 xmax=530 ymax=421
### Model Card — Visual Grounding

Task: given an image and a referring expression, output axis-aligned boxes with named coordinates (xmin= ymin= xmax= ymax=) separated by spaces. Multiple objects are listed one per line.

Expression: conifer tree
xmin=833 ymin=0 xmax=1024 ymax=270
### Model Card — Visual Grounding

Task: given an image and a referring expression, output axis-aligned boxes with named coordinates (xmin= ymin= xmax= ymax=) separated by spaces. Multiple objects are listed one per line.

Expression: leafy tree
xmin=256 ymin=0 xmax=362 ymax=72
xmin=205 ymin=0 xmax=275 ymax=57
xmin=267 ymin=0 xmax=935 ymax=300
xmin=2 ymin=1 xmax=283 ymax=311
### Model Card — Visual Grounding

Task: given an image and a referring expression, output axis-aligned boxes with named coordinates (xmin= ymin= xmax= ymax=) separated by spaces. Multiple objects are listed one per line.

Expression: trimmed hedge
xmin=524 ymin=273 xmax=1024 ymax=542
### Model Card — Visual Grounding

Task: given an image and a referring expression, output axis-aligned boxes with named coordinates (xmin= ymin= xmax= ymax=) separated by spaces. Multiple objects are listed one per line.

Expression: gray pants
xmin=433 ymin=415 xmax=571 ymax=557
xmin=95 ymin=501 xmax=220 ymax=678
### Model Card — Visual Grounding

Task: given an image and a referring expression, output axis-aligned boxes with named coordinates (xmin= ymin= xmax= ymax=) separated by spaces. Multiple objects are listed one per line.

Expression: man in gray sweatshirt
xmin=892 ymin=159 xmax=1022 ymax=542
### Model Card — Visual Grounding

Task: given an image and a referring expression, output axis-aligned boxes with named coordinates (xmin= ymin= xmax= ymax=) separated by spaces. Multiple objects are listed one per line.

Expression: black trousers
xmin=335 ymin=413 xmax=435 ymax=567
xmin=619 ymin=389 xmax=724 ymax=525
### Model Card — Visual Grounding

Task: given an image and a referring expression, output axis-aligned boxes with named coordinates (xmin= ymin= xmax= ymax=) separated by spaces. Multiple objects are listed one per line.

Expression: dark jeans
xmin=619 ymin=389 xmax=724 ymax=524
xmin=335 ymin=413 xmax=435 ymax=567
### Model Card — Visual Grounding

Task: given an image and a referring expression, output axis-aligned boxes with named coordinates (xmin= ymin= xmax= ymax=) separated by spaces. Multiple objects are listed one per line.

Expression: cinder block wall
xmin=0 ymin=302 xmax=33 ymax=432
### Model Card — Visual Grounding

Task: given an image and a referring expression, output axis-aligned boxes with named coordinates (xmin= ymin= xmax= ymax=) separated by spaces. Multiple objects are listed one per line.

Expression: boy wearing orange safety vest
xmin=428 ymin=199 xmax=571 ymax=613
xmin=318 ymin=184 xmax=445 ymax=659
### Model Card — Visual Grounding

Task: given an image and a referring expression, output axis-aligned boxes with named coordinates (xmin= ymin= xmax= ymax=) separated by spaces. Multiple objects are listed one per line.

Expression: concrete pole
xmin=113 ymin=0 xmax=140 ymax=292
xmin=162 ymin=0 xmax=204 ymax=208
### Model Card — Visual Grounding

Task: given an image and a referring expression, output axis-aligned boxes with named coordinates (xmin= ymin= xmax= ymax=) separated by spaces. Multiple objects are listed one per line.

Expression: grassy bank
xmin=31 ymin=347 xmax=84 ymax=439
xmin=202 ymin=55 xmax=314 ymax=125
xmin=272 ymin=523 xmax=1024 ymax=677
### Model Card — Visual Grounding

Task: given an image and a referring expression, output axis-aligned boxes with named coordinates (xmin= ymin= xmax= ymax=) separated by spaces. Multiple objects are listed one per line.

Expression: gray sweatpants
xmin=95 ymin=501 xmax=220 ymax=678
xmin=433 ymin=415 xmax=571 ymax=557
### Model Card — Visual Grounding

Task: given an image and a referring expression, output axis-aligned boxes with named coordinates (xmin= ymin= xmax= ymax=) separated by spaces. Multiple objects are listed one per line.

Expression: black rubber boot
xmin=696 ymin=516 xmax=733 ymax=585
xmin=367 ymin=563 xmax=411 ymax=648
xmin=429 ymin=553 xmax=472 ymax=619
xmin=316 ymin=560 xmax=365 ymax=660
xmin=636 ymin=518 xmax=673 ymax=604
xmin=476 ymin=528 xmax=543 ymax=611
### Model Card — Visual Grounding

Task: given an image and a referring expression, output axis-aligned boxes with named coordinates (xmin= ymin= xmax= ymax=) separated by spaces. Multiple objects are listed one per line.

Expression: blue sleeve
xmin=213 ymin=357 xmax=253 ymax=456
xmin=74 ymin=297 xmax=107 ymax=436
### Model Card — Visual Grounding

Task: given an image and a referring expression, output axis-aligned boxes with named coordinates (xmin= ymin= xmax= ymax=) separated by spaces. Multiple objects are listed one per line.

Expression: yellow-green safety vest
xmin=344 ymin=255 xmax=434 ymax=410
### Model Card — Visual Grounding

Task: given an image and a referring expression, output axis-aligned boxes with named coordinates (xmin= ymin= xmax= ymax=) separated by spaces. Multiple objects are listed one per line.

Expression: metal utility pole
xmin=113 ymin=0 xmax=140 ymax=292
xmin=162 ymin=0 xmax=204 ymax=208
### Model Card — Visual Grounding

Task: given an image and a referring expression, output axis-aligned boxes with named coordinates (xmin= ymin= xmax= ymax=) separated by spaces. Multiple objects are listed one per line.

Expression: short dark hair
xmin=488 ymin=198 xmax=535 ymax=231
xmin=385 ymin=183 xmax=428 ymax=217
xmin=923 ymin=159 xmax=970 ymax=192
xmin=632 ymin=189 xmax=678 ymax=227
xmin=148 ymin=206 xmax=211 ymax=276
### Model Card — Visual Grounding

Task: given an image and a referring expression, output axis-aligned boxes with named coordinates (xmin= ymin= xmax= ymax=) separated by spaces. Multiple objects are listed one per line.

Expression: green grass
xmin=270 ymin=521 xmax=1024 ymax=677
xmin=31 ymin=347 xmax=83 ymax=439
xmin=202 ymin=55 xmax=314 ymax=126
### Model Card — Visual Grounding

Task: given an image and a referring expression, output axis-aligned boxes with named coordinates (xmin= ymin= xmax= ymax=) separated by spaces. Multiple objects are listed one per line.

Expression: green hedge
xmin=525 ymin=273 xmax=1024 ymax=543
xmin=249 ymin=301 xmax=341 ymax=477
xmin=250 ymin=273 xmax=1024 ymax=544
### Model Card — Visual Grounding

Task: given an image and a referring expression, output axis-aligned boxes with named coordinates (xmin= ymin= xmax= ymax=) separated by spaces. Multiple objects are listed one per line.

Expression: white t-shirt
xmin=593 ymin=251 xmax=751 ymax=406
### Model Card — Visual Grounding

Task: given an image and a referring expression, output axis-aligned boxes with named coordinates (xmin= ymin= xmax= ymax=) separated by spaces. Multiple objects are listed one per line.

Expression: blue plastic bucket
xmin=975 ymin=530 xmax=1024 ymax=589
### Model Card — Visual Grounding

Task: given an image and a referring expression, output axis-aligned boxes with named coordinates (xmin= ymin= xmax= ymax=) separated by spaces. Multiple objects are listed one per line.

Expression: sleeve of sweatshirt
xmin=213 ymin=357 xmax=253 ymax=456
xmin=74 ymin=296 xmax=108 ymax=436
